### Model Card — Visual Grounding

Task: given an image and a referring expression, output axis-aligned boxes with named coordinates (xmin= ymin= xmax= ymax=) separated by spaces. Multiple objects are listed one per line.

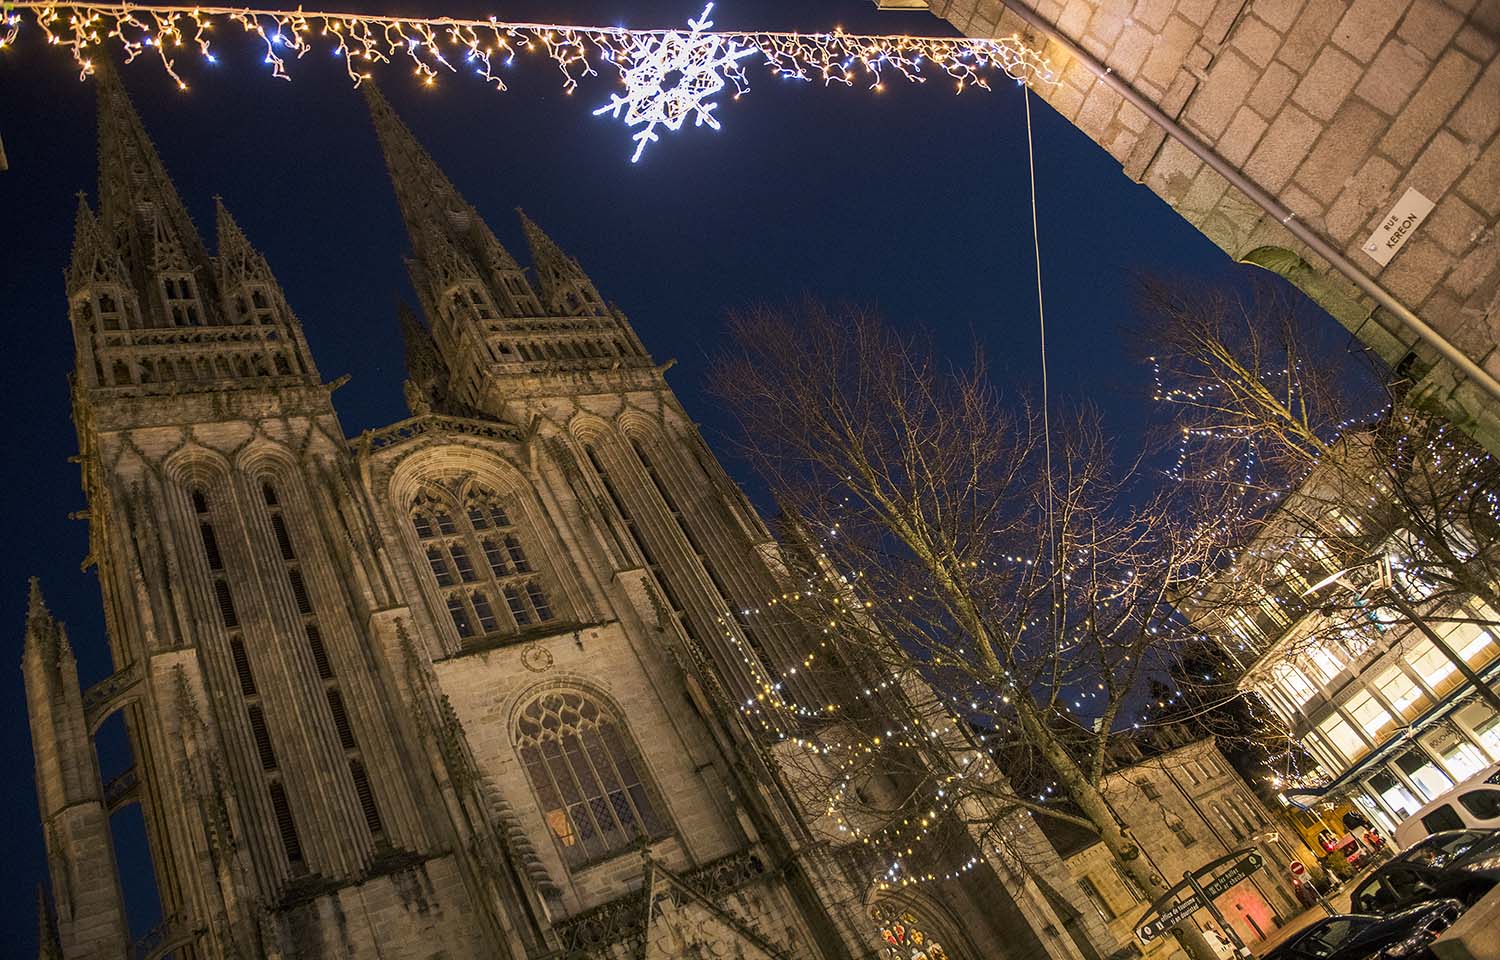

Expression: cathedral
xmin=23 ymin=64 xmax=1126 ymax=960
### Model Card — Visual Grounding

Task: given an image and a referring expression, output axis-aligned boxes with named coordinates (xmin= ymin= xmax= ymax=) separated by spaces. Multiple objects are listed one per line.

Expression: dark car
xmin=1261 ymin=900 xmax=1462 ymax=960
xmin=1349 ymin=830 xmax=1500 ymax=915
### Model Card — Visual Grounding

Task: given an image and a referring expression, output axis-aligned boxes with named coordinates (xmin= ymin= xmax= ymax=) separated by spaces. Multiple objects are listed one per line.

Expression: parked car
xmin=1348 ymin=829 xmax=1500 ymax=915
xmin=1261 ymin=900 xmax=1462 ymax=960
xmin=1394 ymin=763 xmax=1500 ymax=848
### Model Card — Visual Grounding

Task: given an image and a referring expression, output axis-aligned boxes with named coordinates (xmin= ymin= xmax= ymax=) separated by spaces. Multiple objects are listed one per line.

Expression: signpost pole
xmin=1185 ymin=871 xmax=1252 ymax=960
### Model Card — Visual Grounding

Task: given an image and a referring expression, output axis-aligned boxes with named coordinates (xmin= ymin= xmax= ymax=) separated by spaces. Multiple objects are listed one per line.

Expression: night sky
xmin=1 ymin=0 xmax=1328 ymax=948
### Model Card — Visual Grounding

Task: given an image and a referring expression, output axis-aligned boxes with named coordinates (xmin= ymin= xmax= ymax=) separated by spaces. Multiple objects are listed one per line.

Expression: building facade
xmin=24 ymin=67 xmax=1124 ymax=960
xmin=1233 ymin=586 xmax=1500 ymax=832
xmin=1180 ymin=442 xmax=1500 ymax=837
xmin=876 ymin=0 xmax=1500 ymax=450
xmin=1054 ymin=736 xmax=1305 ymax=955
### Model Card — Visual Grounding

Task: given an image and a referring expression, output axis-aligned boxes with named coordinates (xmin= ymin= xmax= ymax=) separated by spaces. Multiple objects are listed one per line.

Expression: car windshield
xmin=1404 ymin=830 xmax=1486 ymax=869
xmin=1295 ymin=917 xmax=1379 ymax=957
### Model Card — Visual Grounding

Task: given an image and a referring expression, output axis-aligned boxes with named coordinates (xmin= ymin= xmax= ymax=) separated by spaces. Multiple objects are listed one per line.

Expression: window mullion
xmin=579 ymin=725 xmax=629 ymax=838
xmin=561 ymin=731 xmax=610 ymax=851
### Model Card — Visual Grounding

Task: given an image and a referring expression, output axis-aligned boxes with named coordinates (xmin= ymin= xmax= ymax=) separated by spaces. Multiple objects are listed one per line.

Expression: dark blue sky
xmin=0 ymin=0 xmax=1319 ymax=947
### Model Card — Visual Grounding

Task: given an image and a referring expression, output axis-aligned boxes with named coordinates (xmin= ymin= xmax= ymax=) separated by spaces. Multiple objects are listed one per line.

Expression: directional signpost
xmin=1135 ymin=849 xmax=1266 ymax=949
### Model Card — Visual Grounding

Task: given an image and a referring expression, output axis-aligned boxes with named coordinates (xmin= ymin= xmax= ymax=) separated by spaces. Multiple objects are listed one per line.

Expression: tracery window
xmin=233 ymin=286 xmax=277 ymax=325
xmin=871 ymin=903 xmax=958 ymax=960
xmin=515 ymin=690 xmax=668 ymax=868
xmin=410 ymin=484 xmax=557 ymax=645
xmin=94 ymin=290 xmax=130 ymax=330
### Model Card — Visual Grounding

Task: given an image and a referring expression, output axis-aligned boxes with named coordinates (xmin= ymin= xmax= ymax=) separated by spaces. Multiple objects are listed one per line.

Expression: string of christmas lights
xmin=0 ymin=2 xmax=1057 ymax=159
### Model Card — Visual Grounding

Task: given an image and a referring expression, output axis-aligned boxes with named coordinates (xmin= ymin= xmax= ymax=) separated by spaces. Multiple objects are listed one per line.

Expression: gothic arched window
xmin=410 ymin=484 xmax=557 ymax=646
xmin=515 ymin=690 xmax=668 ymax=868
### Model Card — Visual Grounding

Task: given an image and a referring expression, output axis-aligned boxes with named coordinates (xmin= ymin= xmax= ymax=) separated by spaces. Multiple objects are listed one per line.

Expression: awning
xmin=1284 ymin=657 xmax=1500 ymax=805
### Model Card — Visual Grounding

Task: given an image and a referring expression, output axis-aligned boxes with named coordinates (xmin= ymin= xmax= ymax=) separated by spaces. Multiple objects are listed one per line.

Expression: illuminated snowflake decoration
xmin=594 ymin=4 xmax=756 ymax=162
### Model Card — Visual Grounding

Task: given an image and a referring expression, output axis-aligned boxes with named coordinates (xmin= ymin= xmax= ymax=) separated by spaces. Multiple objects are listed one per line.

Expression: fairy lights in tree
xmin=0 ymin=2 xmax=1056 ymax=159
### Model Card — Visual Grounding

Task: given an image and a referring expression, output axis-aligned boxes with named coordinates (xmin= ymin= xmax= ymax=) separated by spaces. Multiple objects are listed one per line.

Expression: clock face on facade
xmin=521 ymin=642 xmax=555 ymax=673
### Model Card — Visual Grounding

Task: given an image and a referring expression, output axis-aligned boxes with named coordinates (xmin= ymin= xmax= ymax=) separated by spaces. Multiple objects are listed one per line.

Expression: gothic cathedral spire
xmin=365 ymin=87 xmax=659 ymax=410
xmin=94 ymin=57 xmax=213 ymax=294
xmin=516 ymin=209 xmax=604 ymax=316
xmin=72 ymin=63 xmax=319 ymax=392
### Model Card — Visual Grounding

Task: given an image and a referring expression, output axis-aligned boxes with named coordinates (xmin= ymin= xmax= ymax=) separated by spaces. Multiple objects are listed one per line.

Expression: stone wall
xmin=1101 ymin=739 xmax=1299 ymax=946
xmin=431 ymin=620 xmax=746 ymax=914
xmin=270 ymin=854 xmax=488 ymax=960
xmin=914 ymin=0 xmax=1500 ymax=442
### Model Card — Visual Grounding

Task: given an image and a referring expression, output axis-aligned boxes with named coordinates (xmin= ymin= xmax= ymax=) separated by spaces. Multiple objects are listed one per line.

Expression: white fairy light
xmin=593 ymin=4 xmax=755 ymax=162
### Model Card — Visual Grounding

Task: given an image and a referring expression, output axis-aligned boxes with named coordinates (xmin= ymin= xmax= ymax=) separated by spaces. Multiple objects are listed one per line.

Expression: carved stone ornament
xmin=520 ymin=642 xmax=554 ymax=673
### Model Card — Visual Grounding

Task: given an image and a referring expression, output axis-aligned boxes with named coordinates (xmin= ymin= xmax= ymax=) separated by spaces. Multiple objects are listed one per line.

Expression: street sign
xmin=1138 ymin=896 xmax=1200 ymax=942
xmin=1290 ymin=861 xmax=1306 ymax=877
xmin=1134 ymin=849 xmax=1265 ymax=944
xmin=1202 ymin=852 xmax=1264 ymax=900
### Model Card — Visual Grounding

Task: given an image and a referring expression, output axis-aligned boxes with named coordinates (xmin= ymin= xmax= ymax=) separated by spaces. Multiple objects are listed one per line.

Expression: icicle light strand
xmin=1 ymin=3 xmax=1056 ymax=99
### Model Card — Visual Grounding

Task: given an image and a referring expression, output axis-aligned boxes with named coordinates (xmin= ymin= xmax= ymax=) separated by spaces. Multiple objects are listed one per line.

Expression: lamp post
xmin=1301 ymin=557 xmax=1500 ymax=715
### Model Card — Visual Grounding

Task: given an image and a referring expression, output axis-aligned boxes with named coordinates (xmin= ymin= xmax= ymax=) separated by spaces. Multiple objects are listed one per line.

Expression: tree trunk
xmin=1018 ymin=705 xmax=1222 ymax=960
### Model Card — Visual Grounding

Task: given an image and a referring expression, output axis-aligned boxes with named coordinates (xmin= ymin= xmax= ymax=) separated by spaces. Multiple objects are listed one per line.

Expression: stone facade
xmin=24 ymin=65 xmax=1124 ymax=960
xmin=883 ymin=0 xmax=1500 ymax=446
xmin=1052 ymin=738 xmax=1309 ymax=953
xmin=1101 ymin=738 xmax=1301 ymax=948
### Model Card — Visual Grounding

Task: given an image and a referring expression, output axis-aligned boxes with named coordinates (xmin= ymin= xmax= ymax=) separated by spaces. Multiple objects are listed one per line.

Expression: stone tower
xmin=23 ymin=580 xmax=130 ymax=960
xmin=27 ymin=67 xmax=1124 ymax=960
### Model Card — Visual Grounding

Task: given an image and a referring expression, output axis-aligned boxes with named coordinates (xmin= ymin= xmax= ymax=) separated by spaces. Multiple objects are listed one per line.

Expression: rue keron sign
xmin=1136 ymin=849 xmax=1265 ymax=945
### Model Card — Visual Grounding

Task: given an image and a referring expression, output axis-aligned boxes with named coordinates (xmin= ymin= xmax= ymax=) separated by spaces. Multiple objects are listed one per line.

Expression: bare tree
xmin=1140 ymin=276 xmax=1500 ymax=785
xmin=711 ymin=300 xmax=1247 ymax=960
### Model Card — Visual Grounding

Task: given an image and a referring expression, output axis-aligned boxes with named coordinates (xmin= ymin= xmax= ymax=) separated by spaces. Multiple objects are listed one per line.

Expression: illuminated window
xmin=1274 ymin=662 xmax=1317 ymax=705
xmin=1305 ymin=642 xmax=1348 ymax=684
xmin=1260 ymin=594 xmax=1291 ymax=627
xmin=1344 ymin=691 xmax=1395 ymax=742
xmin=1317 ymin=714 xmax=1367 ymax=763
xmin=1325 ymin=508 xmax=1361 ymax=537
xmin=1454 ymin=626 xmax=1498 ymax=666
xmin=1455 ymin=702 xmax=1500 ymax=756
xmin=1223 ymin=609 xmax=1264 ymax=647
xmin=1406 ymin=639 xmax=1459 ymax=695
xmin=514 ymin=690 xmax=668 ymax=868
xmin=1303 ymin=536 xmax=1338 ymax=572
xmin=871 ymin=904 xmax=960 ymax=960
xmin=1395 ymin=749 xmax=1453 ymax=802
xmin=1369 ymin=770 xmax=1420 ymax=819
xmin=1419 ymin=725 xmax=1487 ymax=783
xmin=1372 ymin=665 xmax=1428 ymax=719
xmin=1274 ymin=557 xmax=1312 ymax=594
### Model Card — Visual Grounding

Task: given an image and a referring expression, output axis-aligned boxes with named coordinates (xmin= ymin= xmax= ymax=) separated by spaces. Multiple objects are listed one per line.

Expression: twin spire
xmin=362 ymin=83 xmax=601 ymax=316
xmin=73 ymin=59 xmax=288 ymax=317
xmin=71 ymin=64 xmax=631 ymax=403
xmin=92 ymin=57 xmax=212 ymax=282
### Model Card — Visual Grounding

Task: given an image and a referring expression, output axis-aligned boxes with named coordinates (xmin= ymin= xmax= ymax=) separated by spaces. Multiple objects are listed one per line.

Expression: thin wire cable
xmin=1023 ymin=87 xmax=1057 ymax=608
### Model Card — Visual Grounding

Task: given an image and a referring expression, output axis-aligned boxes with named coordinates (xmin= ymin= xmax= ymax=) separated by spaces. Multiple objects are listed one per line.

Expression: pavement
xmin=1250 ymin=871 xmax=1372 ymax=957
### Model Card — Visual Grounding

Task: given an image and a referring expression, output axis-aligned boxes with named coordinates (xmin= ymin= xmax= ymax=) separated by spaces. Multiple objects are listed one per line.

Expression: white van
xmin=1394 ymin=763 xmax=1500 ymax=849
